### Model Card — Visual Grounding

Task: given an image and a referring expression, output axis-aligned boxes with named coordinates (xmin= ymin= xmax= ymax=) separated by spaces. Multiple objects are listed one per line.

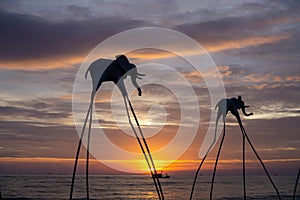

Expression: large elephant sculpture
xmin=71 ymin=55 xmax=165 ymax=200
xmin=70 ymin=55 xmax=146 ymax=200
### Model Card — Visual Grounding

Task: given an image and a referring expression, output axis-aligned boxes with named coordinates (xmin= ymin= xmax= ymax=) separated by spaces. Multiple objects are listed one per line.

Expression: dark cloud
xmin=0 ymin=9 xmax=146 ymax=61
xmin=64 ymin=5 xmax=93 ymax=20
xmin=3 ymin=96 xmax=74 ymax=117
xmin=0 ymin=120 xmax=78 ymax=158
xmin=0 ymin=105 xmax=70 ymax=119
xmin=174 ymin=0 xmax=300 ymax=50
xmin=232 ymin=32 xmax=300 ymax=75
xmin=176 ymin=17 xmax=283 ymax=47
xmin=0 ymin=66 xmax=78 ymax=101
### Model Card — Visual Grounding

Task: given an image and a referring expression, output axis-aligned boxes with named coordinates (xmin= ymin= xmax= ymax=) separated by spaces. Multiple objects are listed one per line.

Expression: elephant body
xmin=85 ymin=55 xmax=144 ymax=96
xmin=215 ymin=95 xmax=253 ymax=123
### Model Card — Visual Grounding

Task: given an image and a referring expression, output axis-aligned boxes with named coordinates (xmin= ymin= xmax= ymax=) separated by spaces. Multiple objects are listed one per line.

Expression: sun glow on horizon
xmin=1 ymin=157 xmax=299 ymax=174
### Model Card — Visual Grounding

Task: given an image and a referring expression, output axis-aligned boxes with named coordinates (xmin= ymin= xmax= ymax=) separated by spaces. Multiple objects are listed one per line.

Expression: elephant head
xmin=115 ymin=55 xmax=145 ymax=96
xmin=237 ymin=95 xmax=253 ymax=116
xmin=85 ymin=55 xmax=145 ymax=96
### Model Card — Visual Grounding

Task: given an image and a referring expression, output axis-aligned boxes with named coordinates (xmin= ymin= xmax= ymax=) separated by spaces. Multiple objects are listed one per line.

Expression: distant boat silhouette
xmin=152 ymin=171 xmax=170 ymax=179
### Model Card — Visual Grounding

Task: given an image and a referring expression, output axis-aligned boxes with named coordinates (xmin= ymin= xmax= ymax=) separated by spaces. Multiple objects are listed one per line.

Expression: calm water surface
xmin=0 ymin=175 xmax=298 ymax=200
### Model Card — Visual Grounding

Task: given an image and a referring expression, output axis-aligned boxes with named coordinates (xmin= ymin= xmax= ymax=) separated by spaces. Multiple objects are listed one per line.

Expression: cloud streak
xmin=0 ymin=9 xmax=146 ymax=63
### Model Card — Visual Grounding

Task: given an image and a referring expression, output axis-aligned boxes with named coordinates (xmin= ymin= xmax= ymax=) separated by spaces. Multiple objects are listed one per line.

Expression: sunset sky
xmin=0 ymin=0 xmax=299 ymax=176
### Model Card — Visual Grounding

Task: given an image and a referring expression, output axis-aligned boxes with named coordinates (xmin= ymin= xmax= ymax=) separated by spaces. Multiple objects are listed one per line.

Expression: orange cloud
xmin=0 ymin=33 xmax=290 ymax=72
xmin=128 ymin=49 xmax=176 ymax=61
xmin=0 ymin=54 xmax=85 ymax=70
xmin=203 ymin=33 xmax=290 ymax=53
xmin=242 ymin=72 xmax=300 ymax=90
xmin=244 ymin=73 xmax=284 ymax=83
xmin=180 ymin=70 xmax=204 ymax=83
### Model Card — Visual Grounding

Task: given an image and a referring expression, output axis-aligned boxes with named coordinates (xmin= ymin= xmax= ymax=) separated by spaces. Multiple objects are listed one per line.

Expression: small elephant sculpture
xmin=85 ymin=55 xmax=145 ymax=97
xmin=215 ymin=95 xmax=253 ymax=124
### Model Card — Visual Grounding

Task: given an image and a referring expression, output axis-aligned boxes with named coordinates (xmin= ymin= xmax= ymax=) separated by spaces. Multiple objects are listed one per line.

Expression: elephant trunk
xmin=241 ymin=106 xmax=253 ymax=116
xmin=130 ymin=75 xmax=142 ymax=96
xmin=136 ymin=72 xmax=145 ymax=77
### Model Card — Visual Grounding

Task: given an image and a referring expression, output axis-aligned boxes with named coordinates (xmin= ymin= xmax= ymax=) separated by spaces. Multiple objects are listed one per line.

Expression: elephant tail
xmin=215 ymin=99 xmax=224 ymax=110
xmin=215 ymin=101 xmax=220 ymax=110
xmin=85 ymin=66 xmax=91 ymax=79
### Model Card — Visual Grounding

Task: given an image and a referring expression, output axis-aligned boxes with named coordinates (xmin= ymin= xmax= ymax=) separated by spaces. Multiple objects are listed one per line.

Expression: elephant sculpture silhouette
xmin=85 ymin=54 xmax=145 ymax=97
xmin=70 ymin=55 xmax=165 ymax=200
xmin=215 ymin=95 xmax=253 ymax=125
xmin=190 ymin=95 xmax=253 ymax=200
xmin=190 ymin=96 xmax=281 ymax=200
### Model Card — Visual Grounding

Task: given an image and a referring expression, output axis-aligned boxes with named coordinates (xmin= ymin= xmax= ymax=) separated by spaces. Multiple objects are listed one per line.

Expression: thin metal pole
xmin=242 ymin=130 xmax=246 ymax=200
xmin=293 ymin=168 xmax=300 ymax=200
xmin=239 ymin=122 xmax=246 ymax=200
xmin=70 ymin=101 xmax=92 ymax=200
xmin=126 ymin=96 xmax=164 ymax=200
xmin=190 ymin=120 xmax=224 ymax=200
xmin=189 ymin=154 xmax=207 ymax=200
xmin=122 ymin=95 xmax=162 ymax=200
xmin=239 ymin=123 xmax=281 ymax=200
xmin=86 ymin=98 xmax=93 ymax=200
xmin=210 ymin=122 xmax=226 ymax=200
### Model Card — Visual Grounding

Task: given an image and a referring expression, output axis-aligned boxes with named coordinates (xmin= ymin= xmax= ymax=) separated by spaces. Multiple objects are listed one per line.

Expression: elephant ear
xmin=115 ymin=55 xmax=134 ymax=73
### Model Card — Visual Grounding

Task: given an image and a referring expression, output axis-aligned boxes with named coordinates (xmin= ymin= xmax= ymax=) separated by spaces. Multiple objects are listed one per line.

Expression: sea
xmin=0 ymin=175 xmax=298 ymax=200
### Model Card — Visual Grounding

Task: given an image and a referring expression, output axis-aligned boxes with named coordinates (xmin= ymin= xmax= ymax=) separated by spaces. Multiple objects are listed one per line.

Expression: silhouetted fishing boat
xmin=152 ymin=171 xmax=170 ymax=178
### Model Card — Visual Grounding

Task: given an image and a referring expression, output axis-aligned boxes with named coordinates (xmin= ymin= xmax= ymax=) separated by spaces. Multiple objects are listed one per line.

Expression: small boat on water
xmin=152 ymin=171 xmax=170 ymax=178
